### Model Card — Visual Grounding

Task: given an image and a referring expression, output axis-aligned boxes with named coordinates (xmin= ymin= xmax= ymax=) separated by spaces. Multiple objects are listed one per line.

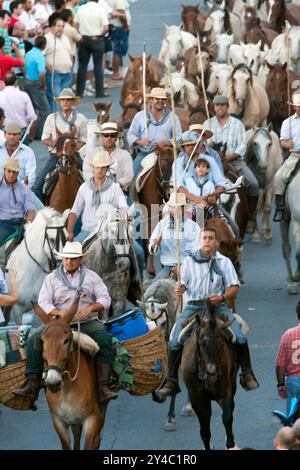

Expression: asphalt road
xmin=1 ymin=0 xmax=299 ymax=451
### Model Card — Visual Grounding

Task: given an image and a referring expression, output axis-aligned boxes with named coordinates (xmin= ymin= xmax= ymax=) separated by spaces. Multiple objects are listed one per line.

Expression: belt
xmin=82 ymin=35 xmax=103 ymax=39
xmin=188 ymin=300 xmax=206 ymax=306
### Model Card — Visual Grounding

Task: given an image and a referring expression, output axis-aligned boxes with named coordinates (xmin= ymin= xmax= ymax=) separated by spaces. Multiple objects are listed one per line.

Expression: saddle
xmin=43 ymin=169 xmax=59 ymax=197
xmin=282 ymin=157 xmax=300 ymax=185
xmin=135 ymin=152 xmax=157 ymax=193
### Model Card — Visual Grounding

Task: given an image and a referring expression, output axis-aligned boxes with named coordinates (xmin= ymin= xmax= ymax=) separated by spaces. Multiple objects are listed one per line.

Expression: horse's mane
xmin=223 ymin=8 xmax=232 ymax=34
xmin=230 ymin=63 xmax=253 ymax=99
xmin=145 ymin=278 xmax=175 ymax=304
xmin=55 ymin=134 xmax=75 ymax=150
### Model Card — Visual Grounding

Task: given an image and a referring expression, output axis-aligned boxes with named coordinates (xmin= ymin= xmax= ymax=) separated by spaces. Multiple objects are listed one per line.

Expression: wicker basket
xmin=0 ymin=360 xmax=32 ymax=410
xmin=122 ymin=327 xmax=167 ymax=396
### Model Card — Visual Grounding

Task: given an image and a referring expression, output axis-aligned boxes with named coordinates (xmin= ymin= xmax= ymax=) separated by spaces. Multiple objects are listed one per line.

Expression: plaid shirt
xmin=276 ymin=324 xmax=300 ymax=376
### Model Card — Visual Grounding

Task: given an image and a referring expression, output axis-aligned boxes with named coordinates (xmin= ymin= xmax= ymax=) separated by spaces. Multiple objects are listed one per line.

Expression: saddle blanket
xmin=282 ymin=153 xmax=300 ymax=183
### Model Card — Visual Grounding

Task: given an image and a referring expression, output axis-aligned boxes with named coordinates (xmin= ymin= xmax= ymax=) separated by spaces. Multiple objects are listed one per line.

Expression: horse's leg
xmin=181 ymin=398 xmax=195 ymax=416
xmin=164 ymin=395 xmax=177 ymax=432
xmin=51 ymin=414 xmax=72 ymax=450
xmin=83 ymin=413 xmax=105 ymax=450
xmin=220 ymin=396 xmax=235 ymax=449
xmin=292 ymin=220 xmax=300 ymax=282
xmin=280 ymin=217 xmax=298 ymax=293
xmin=262 ymin=190 xmax=272 ymax=245
xmin=71 ymin=424 xmax=82 ymax=450
xmin=190 ymin=391 xmax=213 ymax=450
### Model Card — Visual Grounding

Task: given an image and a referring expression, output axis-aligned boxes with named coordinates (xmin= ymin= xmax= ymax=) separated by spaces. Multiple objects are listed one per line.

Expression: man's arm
xmin=67 ymin=212 xmax=78 ymax=241
xmin=178 ymin=186 xmax=207 ymax=206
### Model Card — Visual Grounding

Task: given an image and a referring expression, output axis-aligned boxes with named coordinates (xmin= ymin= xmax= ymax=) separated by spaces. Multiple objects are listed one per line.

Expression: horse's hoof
xmin=293 ymin=272 xmax=300 ymax=283
xmin=180 ymin=402 xmax=194 ymax=416
xmin=164 ymin=418 xmax=176 ymax=432
xmin=250 ymin=234 xmax=260 ymax=243
xmin=288 ymin=282 xmax=299 ymax=295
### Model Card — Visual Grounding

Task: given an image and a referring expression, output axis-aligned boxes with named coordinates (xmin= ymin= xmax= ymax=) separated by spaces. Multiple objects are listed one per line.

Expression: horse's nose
xmin=206 ymin=363 xmax=217 ymax=375
xmin=45 ymin=369 xmax=62 ymax=392
xmin=236 ymin=98 xmax=245 ymax=108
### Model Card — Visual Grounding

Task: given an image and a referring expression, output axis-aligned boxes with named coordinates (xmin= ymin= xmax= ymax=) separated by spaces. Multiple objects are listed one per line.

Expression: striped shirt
xmin=280 ymin=114 xmax=300 ymax=151
xmin=149 ymin=216 xmax=201 ymax=266
xmin=0 ymin=143 xmax=36 ymax=188
xmin=203 ymin=115 xmax=247 ymax=159
xmin=181 ymin=251 xmax=240 ymax=301
xmin=276 ymin=325 xmax=300 ymax=377
xmin=38 ymin=267 xmax=111 ymax=323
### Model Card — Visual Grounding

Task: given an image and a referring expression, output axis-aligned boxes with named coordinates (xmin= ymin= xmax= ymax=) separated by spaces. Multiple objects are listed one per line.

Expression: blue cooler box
xmin=104 ymin=308 xmax=148 ymax=341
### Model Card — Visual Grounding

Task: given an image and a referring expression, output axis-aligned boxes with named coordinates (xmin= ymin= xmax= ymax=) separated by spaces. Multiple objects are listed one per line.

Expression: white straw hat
xmin=90 ymin=151 xmax=113 ymax=168
xmin=55 ymin=241 xmax=83 ymax=258
xmin=147 ymin=87 xmax=169 ymax=99
xmin=95 ymin=121 xmax=124 ymax=137
xmin=289 ymin=94 xmax=300 ymax=106
xmin=166 ymin=192 xmax=190 ymax=206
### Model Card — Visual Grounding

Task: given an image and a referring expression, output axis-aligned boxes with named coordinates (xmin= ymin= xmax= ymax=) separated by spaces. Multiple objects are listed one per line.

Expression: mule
xmin=181 ymin=303 xmax=239 ymax=449
xmin=32 ymin=298 xmax=107 ymax=450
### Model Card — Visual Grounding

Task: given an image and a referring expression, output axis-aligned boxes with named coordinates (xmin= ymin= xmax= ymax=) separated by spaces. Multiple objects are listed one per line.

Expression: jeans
xmin=24 ymin=79 xmax=50 ymax=139
xmin=46 ymin=71 xmax=72 ymax=113
xmin=152 ymin=265 xmax=173 ymax=282
xmin=169 ymin=302 xmax=246 ymax=350
xmin=75 ymin=230 xmax=90 ymax=243
xmin=76 ymin=36 xmax=105 ymax=97
xmin=286 ymin=376 xmax=300 ymax=414
xmin=132 ymin=240 xmax=145 ymax=281
xmin=0 ymin=218 xmax=23 ymax=247
xmin=133 ymin=150 xmax=148 ymax=177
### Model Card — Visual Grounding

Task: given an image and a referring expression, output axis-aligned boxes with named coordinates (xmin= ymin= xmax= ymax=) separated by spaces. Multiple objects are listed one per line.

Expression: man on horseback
xmin=13 ymin=241 xmax=118 ymax=409
xmin=158 ymin=227 xmax=259 ymax=398
xmin=149 ymin=192 xmax=201 ymax=281
xmin=34 ymin=88 xmax=87 ymax=202
xmin=203 ymin=95 xmax=259 ymax=234
xmin=127 ymin=87 xmax=182 ymax=176
xmin=0 ymin=158 xmax=36 ymax=247
xmin=273 ymin=94 xmax=300 ymax=222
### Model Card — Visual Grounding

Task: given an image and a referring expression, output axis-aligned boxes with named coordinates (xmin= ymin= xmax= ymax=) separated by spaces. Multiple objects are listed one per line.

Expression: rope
xmin=63 ymin=321 xmax=81 ymax=382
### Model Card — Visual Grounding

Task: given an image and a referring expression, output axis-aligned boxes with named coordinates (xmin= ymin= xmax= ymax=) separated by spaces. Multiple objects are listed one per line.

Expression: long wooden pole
xmin=142 ymin=43 xmax=148 ymax=138
xmin=197 ymin=33 xmax=210 ymax=120
xmin=286 ymin=21 xmax=291 ymax=119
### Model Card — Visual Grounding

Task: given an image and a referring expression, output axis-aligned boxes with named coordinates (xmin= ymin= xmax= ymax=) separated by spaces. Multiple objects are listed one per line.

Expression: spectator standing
xmin=74 ymin=0 xmax=109 ymax=98
xmin=273 ymin=427 xmax=296 ymax=450
xmin=106 ymin=0 xmax=130 ymax=80
xmin=8 ymin=0 xmax=23 ymax=29
xmin=60 ymin=8 xmax=81 ymax=61
xmin=0 ymin=107 xmax=5 ymax=144
xmin=34 ymin=0 xmax=53 ymax=26
xmin=19 ymin=0 xmax=41 ymax=38
xmin=24 ymin=35 xmax=49 ymax=139
xmin=0 ymin=36 xmax=24 ymax=80
xmin=44 ymin=15 xmax=73 ymax=111
xmin=0 ymin=9 xmax=12 ymax=54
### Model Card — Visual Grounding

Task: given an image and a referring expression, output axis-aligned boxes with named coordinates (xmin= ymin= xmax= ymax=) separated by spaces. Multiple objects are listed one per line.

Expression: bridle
xmin=56 ymin=138 xmax=78 ymax=175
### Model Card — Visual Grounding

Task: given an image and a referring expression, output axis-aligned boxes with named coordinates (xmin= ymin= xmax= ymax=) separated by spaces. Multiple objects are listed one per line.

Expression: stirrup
xmin=239 ymin=370 xmax=259 ymax=391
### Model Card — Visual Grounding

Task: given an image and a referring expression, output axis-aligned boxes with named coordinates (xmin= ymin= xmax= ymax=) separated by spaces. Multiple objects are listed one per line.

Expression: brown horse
xmin=121 ymin=54 xmax=167 ymax=104
xmin=119 ymin=90 xmax=143 ymax=131
xmin=181 ymin=4 xmax=207 ymax=36
xmin=181 ymin=303 xmax=238 ymax=450
xmin=266 ymin=0 xmax=300 ymax=32
xmin=47 ymin=130 xmax=83 ymax=213
xmin=93 ymin=100 xmax=113 ymax=125
xmin=244 ymin=6 xmax=277 ymax=48
xmin=31 ymin=298 xmax=107 ymax=450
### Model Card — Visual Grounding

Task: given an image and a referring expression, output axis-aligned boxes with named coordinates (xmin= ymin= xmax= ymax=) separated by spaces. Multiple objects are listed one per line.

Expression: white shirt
xmin=185 ymin=176 xmax=215 ymax=197
xmin=106 ymin=0 xmax=131 ymax=26
xmin=0 ymin=143 xmax=36 ymax=187
xmin=19 ymin=11 xmax=40 ymax=30
xmin=44 ymin=32 xmax=73 ymax=74
xmin=42 ymin=111 xmax=87 ymax=151
xmin=74 ymin=2 xmax=109 ymax=36
xmin=0 ymin=86 xmax=37 ymax=128
xmin=280 ymin=113 xmax=300 ymax=151
xmin=34 ymin=2 xmax=54 ymax=24
xmin=71 ymin=179 xmax=128 ymax=231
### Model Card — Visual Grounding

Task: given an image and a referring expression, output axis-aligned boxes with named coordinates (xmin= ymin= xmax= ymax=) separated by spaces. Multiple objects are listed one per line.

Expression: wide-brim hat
xmin=3 ymin=157 xmax=20 ymax=172
xmin=95 ymin=121 xmax=124 ymax=138
xmin=166 ymin=192 xmax=191 ymax=206
xmin=147 ymin=87 xmax=169 ymax=100
xmin=180 ymin=130 xmax=199 ymax=147
xmin=54 ymin=241 xmax=83 ymax=258
xmin=289 ymin=94 xmax=300 ymax=106
xmin=54 ymin=88 xmax=80 ymax=106
xmin=90 ymin=151 xmax=113 ymax=168
xmin=189 ymin=124 xmax=213 ymax=140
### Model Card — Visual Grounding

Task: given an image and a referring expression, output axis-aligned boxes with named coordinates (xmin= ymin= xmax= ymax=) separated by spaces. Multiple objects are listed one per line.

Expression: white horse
xmin=5 ymin=208 xmax=67 ymax=324
xmin=228 ymin=41 xmax=263 ymax=75
xmin=246 ymin=125 xmax=283 ymax=244
xmin=207 ymin=62 xmax=233 ymax=94
xmin=158 ymin=25 xmax=196 ymax=67
xmin=160 ymin=68 xmax=199 ymax=107
xmin=271 ymin=25 xmax=300 ymax=73
xmin=204 ymin=3 xmax=243 ymax=44
xmin=215 ymin=33 xmax=234 ymax=63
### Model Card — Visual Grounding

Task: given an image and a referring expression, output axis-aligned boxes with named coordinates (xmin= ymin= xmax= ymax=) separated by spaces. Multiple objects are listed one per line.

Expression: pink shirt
xmin=38 ymin=267 xmax=111 ymax=323
xmin=0 ymin=86 xmax=37 ymax=128
xmin=276 ymin=324 xmax=300 ymax=377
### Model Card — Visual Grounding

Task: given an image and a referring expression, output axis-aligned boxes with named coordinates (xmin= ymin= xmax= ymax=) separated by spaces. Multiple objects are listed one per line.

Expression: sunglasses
xmin=103 ymin=133 xmax=118 ymax=138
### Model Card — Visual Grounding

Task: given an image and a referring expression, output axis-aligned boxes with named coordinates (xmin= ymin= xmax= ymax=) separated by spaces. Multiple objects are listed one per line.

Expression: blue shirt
xmin=149 ymin=216 xmax=201 ymax=267
xmin=0 ymin=143 xmax=36 ymax=187
xmin=25 ymin=47 xmax=46 ymax=81
xmin=175 ymin=151 xmax=226 ymax=189
xmin=0 ymin=178 xmax=34 ymax=220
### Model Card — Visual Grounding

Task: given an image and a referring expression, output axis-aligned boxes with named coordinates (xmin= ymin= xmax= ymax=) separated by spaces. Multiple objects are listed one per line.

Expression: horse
xmin=207 ymin=62 xmax=233 ymax=95
xmin=181 ymin=303 xmax=239 ymax=449
xmin=270 ymin=26 xmax=300 ymax=74
xmin=158 ymin=25 xmax=196 ymax=68
xmin=280 ymin=171 xmax=300 ymax=295
xmin=246 ymin=125 xmax=283 ymax=244
xmin=181 ymin=4 xmax=207 ymax=36
xmin=160 ymin=68 xmax=200 ymax=107
xmin=5 ymin=208 xmax=67 ymax=324
xmin=46 ymin=131 xmax=83 ymax=214
xmin=244 ymin=6 xmax=277 ymax=48
xmin=204 ymin=4 xmax=243 ymax=44
xmin=225 ymin=63 xmax=269 ymax=128
xmin=215 ymin=33 xmax=234 ymax=63
xmin=183 ymin=47 xmax=211 ymax=87
xmin=121 ymin=54 xmax=167 ymax=104
xmin=31 ymin=297 xmax=107 ymax=450
xmin=119 ymin=90 xmax=143 ymax=131
xmin=228 ymin=41 xmax=263 ymax=75
xmin=266 ymin=0 xmax=300 ymax=33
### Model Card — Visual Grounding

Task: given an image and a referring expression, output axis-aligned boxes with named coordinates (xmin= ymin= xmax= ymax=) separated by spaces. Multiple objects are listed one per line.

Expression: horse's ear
xmin=282 ymin=62 xmax=287 ymax=70
xmin=31 ymin=301 xmax=51 ymax=324
xmin=267 ymin=122 xmax=273 ymax=132
xmin=61 ymin=295 xmax=80 ymax=325
xmin=105 ymin=100 xmax=113 ymax=111
xmin=256 ymin=39 xmax=261 ymax=49
xmin=163 ymin=23 xmax=169 ymax=29
xmin=265 ymin=61 xmax=273 ymax=70
xmin=128 ymin=54 xmax=135 ymax=63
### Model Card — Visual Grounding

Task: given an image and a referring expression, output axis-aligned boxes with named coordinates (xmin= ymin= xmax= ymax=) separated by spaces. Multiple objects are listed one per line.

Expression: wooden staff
xmin=197 ymin=33 xmax=210 ymax=120
xmin=286 ymin=21 xmax=291 ymax=119
xmin=142 ymin=42 xmax=148 ymax=138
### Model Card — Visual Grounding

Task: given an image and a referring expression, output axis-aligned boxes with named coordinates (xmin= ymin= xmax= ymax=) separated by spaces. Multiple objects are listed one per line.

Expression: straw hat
xmin=180 ymin=130 xmax=200 ymax=147
xmin=4 ymin=122 xmax=22 ymax=134
xmin=95 ymin=121 xmax=124 ymax=138
xmin=3 ymin=158 xmax=20 ymax=172
xmin=55 ymin=241 xmax=83 ymax=258
xmin=54 ymin=88 xmax=80 ymax=106
xmin=90 ymin=151 xmax=113 ymax=168
xmin=289 ymin=94 xmax=300 ymax=106
xmin=166 ymin=192 xmax=190 ymax=206
xmin=189 ymin=124 xmax=213 ymax=140
xmin=147 ymin=87 xmax=169 ymax=99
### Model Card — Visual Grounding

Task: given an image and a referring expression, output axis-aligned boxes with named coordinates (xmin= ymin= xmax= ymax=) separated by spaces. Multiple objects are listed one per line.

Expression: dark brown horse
xmin=119 ymin=90 xmax=143 ymax=131
xmin=31 ymin=298 xmax=107 ymax=450
xmin=181 ymin=4 xmax=207 ymax=36
xmin=181 ymin=303 xmax=238 ymax=449
xmin=46 ymin=130 xmax=83 ymax=213
xmin=244 ymin=6 xmax=277 ymax=48
xmin=93 ymin=100 xmax=113 ymax=125
xmin=266 ymin=0 xmax=300 ymax=32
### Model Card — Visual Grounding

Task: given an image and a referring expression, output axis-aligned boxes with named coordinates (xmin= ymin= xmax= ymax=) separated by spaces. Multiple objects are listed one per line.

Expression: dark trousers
xmin=24 ymin=79 xmax=50 ymax=139
xmin=76 ymin=36 xmax=105 ymax=97
xmin=0 ymin=218 xmax=23 ymax=247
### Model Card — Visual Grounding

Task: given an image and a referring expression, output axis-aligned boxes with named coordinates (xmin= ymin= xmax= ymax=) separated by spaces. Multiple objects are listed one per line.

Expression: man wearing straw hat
xmin=0 ymin=157 xmax=36 ymax=247
xmin=189 ymin=123 xmax=223 ymax=172
xmin=149 ymin=192 xmax=201 ymax=281
xmin=273 ymin=94 xmax=300 ymax=222
xmin=13 ymin=240 xmax=118 ymax=408
xmin=83 ymin=121 xmax=133 ymax=192
xmin=127 ymin=87 xmax=182 ymax=176
xmin=34 ymin=88 xmax=87 ymax=202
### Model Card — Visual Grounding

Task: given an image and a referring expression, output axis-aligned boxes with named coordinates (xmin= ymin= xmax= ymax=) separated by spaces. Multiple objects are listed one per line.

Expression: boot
xmin=12 ymin=373 xmax=42 ymax=410
xmin=96 ymin=363 xmax=118 ymax=404
xmin=157 ymin=349 xmax=182 ymax=398
xmin=235 ymin=343 xmax=259 ymax=391
xmin=245 ymin=196 xmax=259 ymax=234
xmin=273 ymin=195 xmax=285 ymax=222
